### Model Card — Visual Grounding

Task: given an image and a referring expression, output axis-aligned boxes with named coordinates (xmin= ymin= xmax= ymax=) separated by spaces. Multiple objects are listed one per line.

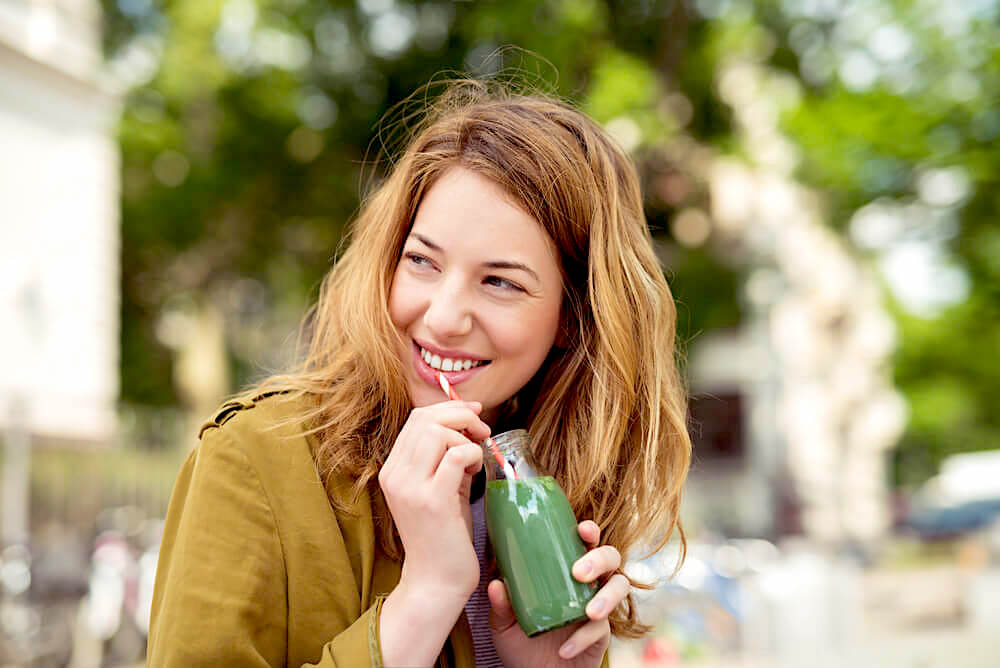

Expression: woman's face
xmin=389 ymin=167 xmax=563 ymax=421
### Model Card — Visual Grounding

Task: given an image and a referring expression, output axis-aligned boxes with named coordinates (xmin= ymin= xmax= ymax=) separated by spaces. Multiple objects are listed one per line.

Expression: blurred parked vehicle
xmin=0 ymin=542 xmax=80 ymax=667
xmin=902 ymin=451 xmax=1000 ymax=540
xmin=903 ymin=498 xmax=1000 ymax=541
xmin=70 ymin=510 xmax=161 ymax=668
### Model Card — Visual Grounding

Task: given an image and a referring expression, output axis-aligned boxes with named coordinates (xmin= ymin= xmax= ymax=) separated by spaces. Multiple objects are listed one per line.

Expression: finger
xmin=432 ymin=442 xmax=485 ymax=494
xmin=457 ymin=458 xmax=484 ymax=504
xmin=416 ymin=401 xmax=492 ymax=442
xmin=459 ymin=470 xmax=475 ymax=503
xmin=558 ymin=617 xmax=611 ymax=660
xmin=577 ymin=520 xmax=601 ymax=547
xmin=400 ymin=424 xmax=474 ymax=478
xmin=585 ymin=573 xmax=631 ymax=620
xmin=487 ymin=579 xmax=518 ymax=634
xmin=572 ymin=545 xmax=622 ymax=583
xmin=390 ymin=402 xmax=487 ymax=475
xmin=383 ymin=420 xmax=415 ymax=470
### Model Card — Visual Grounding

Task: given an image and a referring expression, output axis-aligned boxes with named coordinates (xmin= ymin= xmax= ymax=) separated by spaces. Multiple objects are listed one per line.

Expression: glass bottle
xmin=483 ymin=429 xmax=596 ymax=636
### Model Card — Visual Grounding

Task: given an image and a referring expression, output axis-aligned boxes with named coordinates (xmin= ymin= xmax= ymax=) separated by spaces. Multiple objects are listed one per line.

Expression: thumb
xmin=487 ymin=579 xmax=518 ymax=633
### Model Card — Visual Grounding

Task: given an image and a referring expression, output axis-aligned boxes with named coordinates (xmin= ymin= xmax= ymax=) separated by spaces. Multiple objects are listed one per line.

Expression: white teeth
xmin=418 ymin=345 xmax=485 ymax=372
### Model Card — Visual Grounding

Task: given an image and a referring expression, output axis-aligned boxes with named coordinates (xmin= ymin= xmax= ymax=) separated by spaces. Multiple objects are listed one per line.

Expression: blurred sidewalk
xmin=612 ymin=563 xmax=1000 ymax=668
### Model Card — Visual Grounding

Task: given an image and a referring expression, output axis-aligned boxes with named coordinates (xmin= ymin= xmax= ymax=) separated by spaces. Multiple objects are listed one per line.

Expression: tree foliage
xmin=104 ymin=0 xmax=998 ymax=483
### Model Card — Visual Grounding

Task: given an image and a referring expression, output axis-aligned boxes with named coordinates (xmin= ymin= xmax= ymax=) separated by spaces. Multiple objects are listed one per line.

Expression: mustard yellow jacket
xmin=147 ymin=393 xmax=478 ymax=667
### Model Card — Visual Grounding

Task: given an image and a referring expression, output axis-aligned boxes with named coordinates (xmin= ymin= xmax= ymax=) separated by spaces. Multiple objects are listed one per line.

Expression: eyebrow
xmin=412 ymin=233 xmax=541 ymax=283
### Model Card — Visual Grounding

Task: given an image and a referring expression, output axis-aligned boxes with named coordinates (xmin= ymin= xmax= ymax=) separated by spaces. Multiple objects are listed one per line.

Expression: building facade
xmin=0 ymin=0 xmax=119 ymax=444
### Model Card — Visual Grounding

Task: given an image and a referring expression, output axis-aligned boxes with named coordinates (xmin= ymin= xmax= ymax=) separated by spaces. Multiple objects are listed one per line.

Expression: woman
xmin=147 ymin=80 xmax=691 ymax=667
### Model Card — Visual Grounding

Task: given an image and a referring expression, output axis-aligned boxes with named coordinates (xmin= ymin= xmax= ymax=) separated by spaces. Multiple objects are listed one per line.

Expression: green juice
xmin=485 ymin=477 xmax=596 ymax=637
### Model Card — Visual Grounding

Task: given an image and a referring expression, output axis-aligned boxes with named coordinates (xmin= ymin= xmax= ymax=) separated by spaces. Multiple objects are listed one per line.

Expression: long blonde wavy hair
xmin=253 ymin=79 xmax=691 ymax=638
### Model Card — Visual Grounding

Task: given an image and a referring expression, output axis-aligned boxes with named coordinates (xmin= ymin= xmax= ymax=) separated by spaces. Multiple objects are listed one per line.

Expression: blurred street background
xmin=2 ymin=0 xmax=999 ymax=666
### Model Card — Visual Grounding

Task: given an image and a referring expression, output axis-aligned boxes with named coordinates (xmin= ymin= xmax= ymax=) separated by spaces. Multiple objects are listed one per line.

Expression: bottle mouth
xmin=485 ymin=429 xmax=537 ymax=479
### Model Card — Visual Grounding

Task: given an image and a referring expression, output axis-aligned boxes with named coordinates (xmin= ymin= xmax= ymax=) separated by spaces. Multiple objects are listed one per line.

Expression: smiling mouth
xmin=415 ymin=342 xmax=491 ymax=372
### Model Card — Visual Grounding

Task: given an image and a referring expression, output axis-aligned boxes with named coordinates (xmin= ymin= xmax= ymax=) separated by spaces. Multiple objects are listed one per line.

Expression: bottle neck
xmin=489 ymin=429 xmax=538 ymax=479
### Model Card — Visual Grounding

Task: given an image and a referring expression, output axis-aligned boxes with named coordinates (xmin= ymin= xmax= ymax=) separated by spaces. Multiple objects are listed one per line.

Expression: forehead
xmin=409 ymin=168 xmax=558 ymax=264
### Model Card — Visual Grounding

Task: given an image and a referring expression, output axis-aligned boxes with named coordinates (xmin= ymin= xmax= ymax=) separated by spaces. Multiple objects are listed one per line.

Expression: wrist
xmin=380 ymin=577 xmax=467 ymax=666
xmin=399 ymin=562 xmax=478 ymax=604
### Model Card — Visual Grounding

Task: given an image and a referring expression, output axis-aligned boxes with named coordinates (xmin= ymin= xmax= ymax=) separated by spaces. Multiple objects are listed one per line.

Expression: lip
xmin=411 ymin=340 xmax=490 ymax=389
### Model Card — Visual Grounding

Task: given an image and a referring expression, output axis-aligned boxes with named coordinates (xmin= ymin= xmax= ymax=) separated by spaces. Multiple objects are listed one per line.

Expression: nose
xmin=422 ymin=276 xmax=473 ymax=339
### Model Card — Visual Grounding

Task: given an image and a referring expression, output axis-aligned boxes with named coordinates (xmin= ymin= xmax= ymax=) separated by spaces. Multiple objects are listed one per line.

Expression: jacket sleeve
xmin=147 ymin=427 xmax=386 ymax=668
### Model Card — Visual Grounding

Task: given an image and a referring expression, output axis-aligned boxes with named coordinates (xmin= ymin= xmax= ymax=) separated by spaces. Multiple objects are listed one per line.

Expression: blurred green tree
xmin=745 ymin=0 xmax=1000 ymax=484
xmin=105 ymin=0 xmax=741 ymax=409
xmin=104 ymin=0 xmax=998 ymax=484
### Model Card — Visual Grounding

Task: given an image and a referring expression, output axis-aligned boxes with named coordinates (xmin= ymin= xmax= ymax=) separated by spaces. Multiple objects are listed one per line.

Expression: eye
xmin=404 ymin=252 xmax=435 ymax=269
xmin=484 ymin=276 xmax=525 ymax=292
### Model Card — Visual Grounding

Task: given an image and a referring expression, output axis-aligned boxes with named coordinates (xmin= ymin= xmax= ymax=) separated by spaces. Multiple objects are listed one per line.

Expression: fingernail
xmin=559 ymin=642 xmax=575 ymax=659
xmin=577 ymin=560 xmax=592 ymax=577
xmin=588 ymin=598 xmax=605 ymax=616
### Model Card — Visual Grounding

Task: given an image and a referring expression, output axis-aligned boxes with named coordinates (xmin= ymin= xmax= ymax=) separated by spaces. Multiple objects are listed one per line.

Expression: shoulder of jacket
xmin=197 ymin=390 xmax=298 ymax=440
xmin=197 ymin=391 xmax=364 ymax=506
xmin=194 ymin=391 xmax=326 ymax=487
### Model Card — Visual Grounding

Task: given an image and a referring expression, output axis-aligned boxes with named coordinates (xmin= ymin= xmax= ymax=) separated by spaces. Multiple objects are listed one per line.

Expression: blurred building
xmin=0 ymin=0 xmax=119 ymax=444
xmin=679 ymin=60 xmax=907 ymax=547
xmin=684 ymin=198 xmax=906 ymax=546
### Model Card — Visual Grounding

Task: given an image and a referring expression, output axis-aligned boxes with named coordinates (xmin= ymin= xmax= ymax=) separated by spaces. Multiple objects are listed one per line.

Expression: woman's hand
xmin=379 ymin=400 xmax=490 ymax=598
xmin=489 ymin=520 xmax=631 ymax=668
xmin=378 ymin=400 xmax=491 ymax=667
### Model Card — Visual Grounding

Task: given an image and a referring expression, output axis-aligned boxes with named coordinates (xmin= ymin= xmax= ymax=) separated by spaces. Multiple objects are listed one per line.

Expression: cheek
xmin=495 ymin=303 xmax=561 ymax=366
xmin=388 ymin=271 xmax=415 ymax=329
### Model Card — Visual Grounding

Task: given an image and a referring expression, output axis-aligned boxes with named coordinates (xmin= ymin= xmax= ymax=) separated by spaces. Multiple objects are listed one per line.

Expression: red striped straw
xmin=436 ymin=372 xmax=518 ymax=480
